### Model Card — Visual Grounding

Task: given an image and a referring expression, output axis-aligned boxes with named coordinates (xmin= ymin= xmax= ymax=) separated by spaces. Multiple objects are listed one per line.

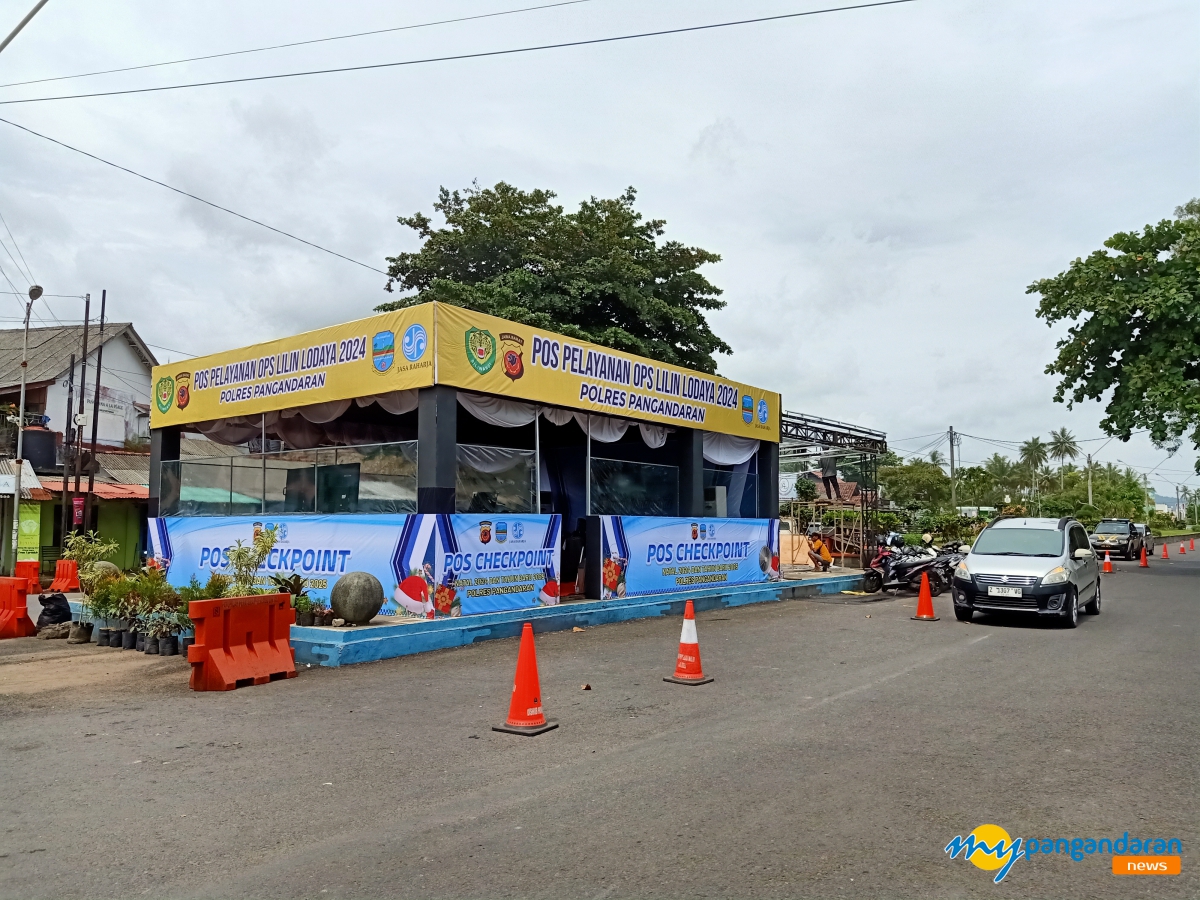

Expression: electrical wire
xmin=0 ymin=115 xmax=387 ymax=276
xmin=0 ymin=208 xmax=34 ymax=283
xmin=0 ymin=1 xmax=918 ymax=107
xmin=0 ymin=0 xmax=600 ymax=90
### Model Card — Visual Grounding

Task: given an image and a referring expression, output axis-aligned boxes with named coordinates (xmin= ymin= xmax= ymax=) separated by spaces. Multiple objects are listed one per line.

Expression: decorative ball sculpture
xmin=330 ymin=572 xmax=385 ymax=625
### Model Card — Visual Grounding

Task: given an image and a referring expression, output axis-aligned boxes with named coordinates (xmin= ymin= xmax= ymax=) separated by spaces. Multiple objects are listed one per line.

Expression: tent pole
xmin=534 ymin=408 xmax=541 ymax=514
xmin=585 ymin=416 xmax=591 ymax=516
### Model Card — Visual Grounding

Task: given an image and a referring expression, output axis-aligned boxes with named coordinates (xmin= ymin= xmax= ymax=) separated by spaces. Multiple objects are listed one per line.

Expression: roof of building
xmin=38 ymin=478 xmax=149 ymax=500
xmin=0 ymin=323 xmax=158 ymax=391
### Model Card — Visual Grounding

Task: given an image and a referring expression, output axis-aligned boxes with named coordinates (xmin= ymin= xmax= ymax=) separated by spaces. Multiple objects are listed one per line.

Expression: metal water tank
xmin=21 ymin=427 xmax=58 ymax=473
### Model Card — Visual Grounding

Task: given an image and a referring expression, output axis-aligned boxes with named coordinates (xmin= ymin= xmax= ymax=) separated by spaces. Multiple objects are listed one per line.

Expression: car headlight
xmin=1042 ymin=566 xmax=1069 ymax=585
xmin=954 ymin=560 xmax=971 ymax=581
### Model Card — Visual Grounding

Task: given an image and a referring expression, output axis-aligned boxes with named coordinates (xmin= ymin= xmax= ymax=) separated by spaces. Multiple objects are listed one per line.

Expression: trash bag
xmin=37 ymin=593 xmax=72 ymax=628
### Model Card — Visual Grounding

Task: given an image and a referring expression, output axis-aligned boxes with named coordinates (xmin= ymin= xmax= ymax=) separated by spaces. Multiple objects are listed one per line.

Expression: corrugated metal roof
xmin=39 ymin=478 xmax=149 ymax=500
xmin=0 ymin=458 xmax=45 ymax=499
xmin=0 ymin=323 xmax=158 ymax=390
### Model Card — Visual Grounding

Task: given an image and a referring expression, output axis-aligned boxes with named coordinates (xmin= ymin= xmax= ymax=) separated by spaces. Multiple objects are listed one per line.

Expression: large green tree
xmin=376 ymin=182 xmax=731 ymax=372
xmin=1029 ymin=200 xmax=1200 ymax=468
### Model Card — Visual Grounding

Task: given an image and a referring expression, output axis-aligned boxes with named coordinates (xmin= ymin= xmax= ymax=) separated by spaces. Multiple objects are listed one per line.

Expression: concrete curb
xmin=291 ymin=572 xmax=865 ymax=667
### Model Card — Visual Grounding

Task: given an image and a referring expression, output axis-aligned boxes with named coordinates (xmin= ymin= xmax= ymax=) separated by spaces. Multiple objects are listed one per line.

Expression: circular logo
xmin=966 ymin=824 xmax=1014 ymax=871
xmin=402 ymin=324 xmax=427 ymax=362
xmin=757 ymin=398 xmax=768 ymax=424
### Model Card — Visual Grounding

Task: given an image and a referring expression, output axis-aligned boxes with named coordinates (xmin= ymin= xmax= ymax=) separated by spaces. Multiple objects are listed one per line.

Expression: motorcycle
xmin=862 ymin=540 xmax=946 ymax=595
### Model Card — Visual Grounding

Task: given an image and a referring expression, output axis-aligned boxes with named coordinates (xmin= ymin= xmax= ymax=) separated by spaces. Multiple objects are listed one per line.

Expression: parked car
xmin=1090 ymin=518 xmax=1141 ymax=560
xmin=1134 ymin=524 xmax=1155 ymax=555
xmin=952 ymin=516 xmax=1100 ymax=627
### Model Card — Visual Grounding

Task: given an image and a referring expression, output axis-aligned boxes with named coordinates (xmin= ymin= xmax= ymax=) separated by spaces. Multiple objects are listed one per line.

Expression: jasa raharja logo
xmin=741 ymin=394 xmax=754 ymax=424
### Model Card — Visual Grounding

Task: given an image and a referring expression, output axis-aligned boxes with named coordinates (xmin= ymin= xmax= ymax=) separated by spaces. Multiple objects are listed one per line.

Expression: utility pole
xmin=59 ymin=353 xmax=74 ymax=548
xmin=948 ymin=426 xmax=956 ymax=512
xmin=82 ymin=290 xmax=106 ymax=530
xmin=8 ymin=285 xmax=39 ymax=574
xmin=1086 ymin=454 xmax=1093 ymax=507
xmin=71 ymin=294 xmax=90 ymax=533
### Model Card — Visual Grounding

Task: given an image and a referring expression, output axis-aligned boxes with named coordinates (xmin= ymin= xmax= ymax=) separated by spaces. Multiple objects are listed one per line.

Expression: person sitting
xmin=808 ymin=533 xmax=833 ymax=572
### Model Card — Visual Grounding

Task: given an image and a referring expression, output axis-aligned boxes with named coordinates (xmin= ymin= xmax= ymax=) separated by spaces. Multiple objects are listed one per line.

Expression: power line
xmin=0 ymin=115 xmax=387 ymax=275
xmin=0 ymin=208 xmax=34 ymax=283
xmin=0 ymin=0 xmax=598 ymax=90
xmin=0 ymin=1 xmax=918 ymax=107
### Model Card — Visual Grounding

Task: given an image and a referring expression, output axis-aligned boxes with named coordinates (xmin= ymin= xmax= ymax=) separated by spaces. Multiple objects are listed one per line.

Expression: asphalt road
xmin=1 ymin=555 xmax=1197 ymax=899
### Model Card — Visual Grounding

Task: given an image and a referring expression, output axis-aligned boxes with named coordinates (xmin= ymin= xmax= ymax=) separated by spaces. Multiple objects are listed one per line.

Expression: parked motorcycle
xmin=862 ymin=541 xmax=946 ymax=595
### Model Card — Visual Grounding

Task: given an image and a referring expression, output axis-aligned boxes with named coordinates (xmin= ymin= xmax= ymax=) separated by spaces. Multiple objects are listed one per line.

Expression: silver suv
xmin=952 ymin=517 xmax=1100 ymax=627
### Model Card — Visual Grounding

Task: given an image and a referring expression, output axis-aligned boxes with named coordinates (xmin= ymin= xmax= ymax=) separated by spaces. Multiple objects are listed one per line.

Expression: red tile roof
xmin=39 ymin=479 xmax=149 ymax=500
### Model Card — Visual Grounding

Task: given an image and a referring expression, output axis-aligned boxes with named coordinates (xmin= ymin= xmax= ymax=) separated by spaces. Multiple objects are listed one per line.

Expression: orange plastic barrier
xmin=0 ymin=576 xmax=36 ymax=639
xmin=187 ymin=593 xmax=296 ymax=691
xmin=14 ymin=560 xmax=40 ymax=595
xmin=49 ymin=559 xmax=80 ymax=592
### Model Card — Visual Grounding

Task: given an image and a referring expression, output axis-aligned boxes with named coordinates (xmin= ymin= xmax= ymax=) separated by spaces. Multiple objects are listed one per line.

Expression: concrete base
xmin=291 ymin=571 xmax=864 ymax=667
xmin=492 ymin=720 xmax=559 ymax=737
xmin=663 ymin=675 xmax=714 ymax=686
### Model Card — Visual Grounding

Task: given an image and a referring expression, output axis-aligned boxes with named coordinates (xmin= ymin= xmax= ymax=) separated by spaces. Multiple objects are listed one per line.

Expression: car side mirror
xmin=1073 ymin=548 xmax=1094 ymax=560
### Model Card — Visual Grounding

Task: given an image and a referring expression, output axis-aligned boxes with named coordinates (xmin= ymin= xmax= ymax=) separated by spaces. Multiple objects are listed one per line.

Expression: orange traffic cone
xmin=911 ymin=572 xmax=939 ymax=621
xmin=1190 ymin=538 xmax=1195 ymax=551
xmin=492 ymin=623 xmax=558 ymax=736
xmin=664 ymin=600 xmax=713 ymax=685
xmin=1102 ymin=551 xmax=1113 ymax=574
xmin=1139 ymin=546 xmax=1149 ymax=568
xmin=1162 ymin=543 xmax=1170 ymax=559
xmin=1180 ymin=542 xmax=1186 ymax=555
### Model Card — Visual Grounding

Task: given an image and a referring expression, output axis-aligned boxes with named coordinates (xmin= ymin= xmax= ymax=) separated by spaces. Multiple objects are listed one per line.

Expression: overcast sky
xmin=0 ymin=0 xmax=1196 ymax=495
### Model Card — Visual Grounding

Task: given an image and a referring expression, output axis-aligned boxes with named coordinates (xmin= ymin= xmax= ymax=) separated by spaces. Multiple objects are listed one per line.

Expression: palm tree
xmin=929 ymin=449 xmax=947 ymax=469
xmin=1048 ymin=428 xmax=1080 ymax=490
xmin=1019 ymin=437 xmax=1048 ymax=502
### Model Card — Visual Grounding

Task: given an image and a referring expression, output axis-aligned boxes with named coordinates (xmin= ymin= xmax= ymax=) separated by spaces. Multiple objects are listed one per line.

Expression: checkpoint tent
xmin=148 ymin=302 xmax=781 ymax=604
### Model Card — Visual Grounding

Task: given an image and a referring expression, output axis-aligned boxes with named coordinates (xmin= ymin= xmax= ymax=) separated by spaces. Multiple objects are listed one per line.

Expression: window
xmin=1070 ymin=527 xmax=1088 ymax=553
xmin=972 ymin=527 xmax=1063 ymax=557
xmin=1094 ymin=521 xmax=1131 ymax=535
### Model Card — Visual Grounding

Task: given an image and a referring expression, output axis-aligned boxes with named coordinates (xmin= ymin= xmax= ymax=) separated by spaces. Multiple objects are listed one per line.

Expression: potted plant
xmin=270 ymin=572 xmax=314 ymax=625
xmin=67 ymin=597 xmax=94 ymax=644
xmin=294 ymin=594 xmax=314 ymax=627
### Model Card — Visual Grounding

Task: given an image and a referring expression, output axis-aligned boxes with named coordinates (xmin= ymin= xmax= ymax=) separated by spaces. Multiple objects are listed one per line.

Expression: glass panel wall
xmin=591 ymin=458 xmax=679 ymax=517
xmin=456 ymin=444 xmax=535 ymax=513
xmin=159 ymin=441 xmax=417 ymax=516
xmin=703 ymin=468 xmax=759 ymax=518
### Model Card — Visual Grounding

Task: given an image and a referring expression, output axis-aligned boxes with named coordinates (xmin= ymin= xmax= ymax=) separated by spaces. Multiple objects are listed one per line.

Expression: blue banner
xmin=598 ymin=516 xmax=780 ymax=599
xmin=149 ymin=513 xmax=561 ymax=618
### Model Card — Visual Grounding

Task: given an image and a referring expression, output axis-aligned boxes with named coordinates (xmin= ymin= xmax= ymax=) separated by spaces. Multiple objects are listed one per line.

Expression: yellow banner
xmin=435 ymin=303 xmax=779 ymax=441
xmin=150 ymin=306 xmax=435 ymax=427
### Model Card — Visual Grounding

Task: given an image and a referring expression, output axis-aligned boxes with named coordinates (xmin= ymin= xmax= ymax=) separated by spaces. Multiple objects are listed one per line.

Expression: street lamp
xmin=8 ymin=284 xmax=40 ymax=574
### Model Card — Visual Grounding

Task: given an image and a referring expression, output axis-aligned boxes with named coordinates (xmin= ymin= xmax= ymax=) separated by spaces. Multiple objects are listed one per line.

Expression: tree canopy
xmin=376 ymin=182 xmax=731 ymax=372
xmin=1029 ymin=200 xmax=1200 ymax=468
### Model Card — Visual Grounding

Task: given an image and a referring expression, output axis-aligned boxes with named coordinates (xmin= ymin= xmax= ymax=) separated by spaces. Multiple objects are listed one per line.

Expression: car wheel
xmin=1085 ymin=578 xmax=1101 ymax=615
xmin=862 ymin=570 xmax=883 ymax=593
xmin=1063 ymin=589 xmax=1079 ymax=628
xmin=954 ymin=605 xmax=973 ymax=622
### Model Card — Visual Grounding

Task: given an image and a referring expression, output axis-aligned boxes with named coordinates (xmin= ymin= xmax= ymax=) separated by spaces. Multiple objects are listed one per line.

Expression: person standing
xmin=819 ymin=453 xmax=839 ymax=500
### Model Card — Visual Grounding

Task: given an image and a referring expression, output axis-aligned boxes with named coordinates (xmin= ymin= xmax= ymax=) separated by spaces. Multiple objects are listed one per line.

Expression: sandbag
xmin=37 ymin=593 xmax=72 ymax=628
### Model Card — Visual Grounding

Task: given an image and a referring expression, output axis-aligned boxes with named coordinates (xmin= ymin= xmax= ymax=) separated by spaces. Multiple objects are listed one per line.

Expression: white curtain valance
xmin=356 ymin=389 xmax=419 ymax=416
xmin=703 ymin=433 xmax=760 ymax=466
xmin=576 ymin=414 xmax=629 ymax=443
xmin=456 ymin=392 xmax=538 ymax=427
xmin=639 ymin=423 xmax=670 ymax=449
xmin=540 ymin=406 xmax=576 ymax=427
xmin=280 ymin=399 xmax=351 ymax=424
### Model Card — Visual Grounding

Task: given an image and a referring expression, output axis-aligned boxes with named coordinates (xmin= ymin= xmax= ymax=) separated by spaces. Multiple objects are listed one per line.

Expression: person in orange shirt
xmin=808 ymin=533 xmax=833 ymax=572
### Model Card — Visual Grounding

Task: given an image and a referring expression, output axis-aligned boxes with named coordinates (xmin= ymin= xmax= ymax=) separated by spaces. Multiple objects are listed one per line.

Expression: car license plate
xmin=987 ymin=586 xmax=1023 ymax=598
